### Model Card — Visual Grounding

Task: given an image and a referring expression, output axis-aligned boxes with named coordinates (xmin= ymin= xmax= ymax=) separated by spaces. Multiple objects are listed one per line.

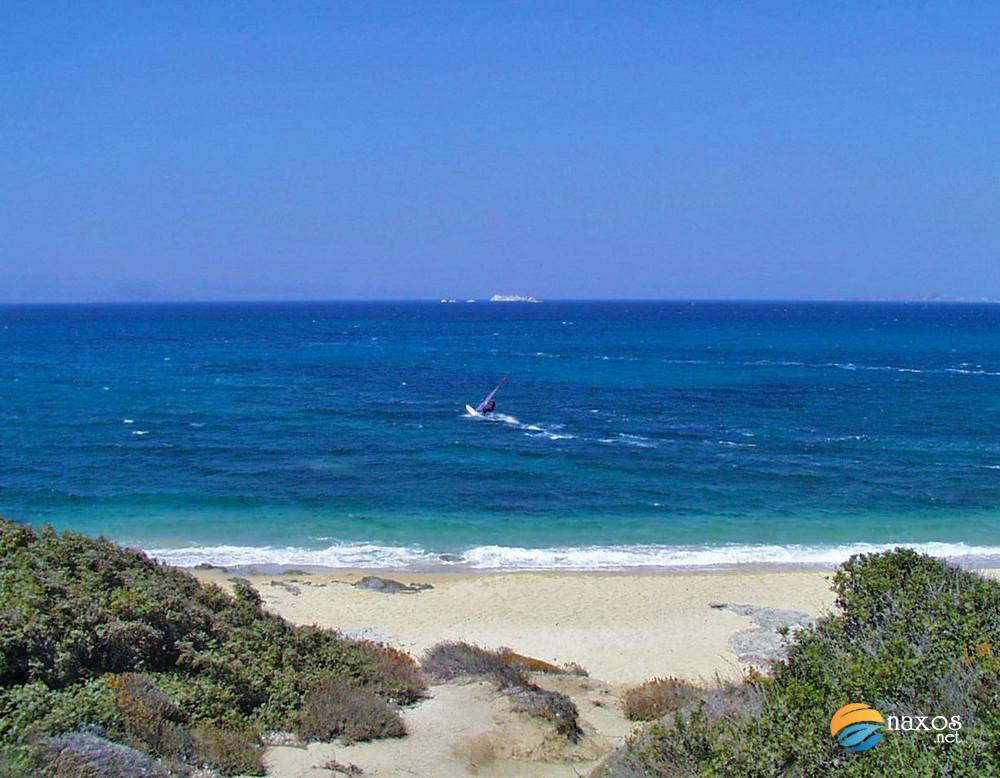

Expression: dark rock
xmin=710 ymin=602 xmax=814 ymax=665
xmin=352 ymin=576 xmax=433 ymax=593
xmin=40 ymin=729 xmax=170 ymax=778
xmin=269 ymin=580 xmax=302 ymax=596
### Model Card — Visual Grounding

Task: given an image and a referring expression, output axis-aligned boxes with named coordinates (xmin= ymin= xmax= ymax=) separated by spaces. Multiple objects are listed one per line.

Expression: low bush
xmin=508 ymin=684 xmax=583 ymax=742
xmin=298 ymin=677 xmax=406 ymax=742
xmin=422 ymin=641 xmax=529 ymax=688
xmin=192 ymin=722 xmax=265 ymax=775
xmin=597 ymin=549 xmax=1000 ymax=777
xmin=107 ymin=673 xmax=191 ymax=763
xmin=622 ymin=677 xmax=705 ymax=721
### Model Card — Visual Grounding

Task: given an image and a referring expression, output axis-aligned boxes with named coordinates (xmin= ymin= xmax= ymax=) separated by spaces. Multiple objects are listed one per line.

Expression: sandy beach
xmin=193 ymin=567 xmax=839 ymax=776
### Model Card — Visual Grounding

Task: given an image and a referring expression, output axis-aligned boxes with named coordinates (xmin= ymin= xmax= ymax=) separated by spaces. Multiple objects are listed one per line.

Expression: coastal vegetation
xmin=0 ymin=519 xmax=425 ymax=776
xmin=598 ymin=549 xmax=1000 ymax=776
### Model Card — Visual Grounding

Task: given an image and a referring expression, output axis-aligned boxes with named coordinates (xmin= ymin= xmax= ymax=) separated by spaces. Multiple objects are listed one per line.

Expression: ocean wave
xmin=599 ymin=433 xmax=657 ymax=448
xmin=147 ymin=541 xmax=1000 ymax=571
xmin=148 ymin=542 xmax=441 ymax=568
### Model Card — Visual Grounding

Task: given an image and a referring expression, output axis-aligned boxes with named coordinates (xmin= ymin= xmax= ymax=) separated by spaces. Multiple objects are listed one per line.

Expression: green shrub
xmin=598 ymin=549 xmax=1000 ymax=777
xmin=298 ymin=677 xmax=406 ymax=742
xmin=0 ymin=520 xmax=426 ymax=775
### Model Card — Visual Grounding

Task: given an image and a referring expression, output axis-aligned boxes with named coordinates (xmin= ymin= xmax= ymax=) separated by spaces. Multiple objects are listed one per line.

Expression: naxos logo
xmin=830 ymin=703 xmax=884 ymax=752
xmin=831 ymin=703 xmax=963 ymax=752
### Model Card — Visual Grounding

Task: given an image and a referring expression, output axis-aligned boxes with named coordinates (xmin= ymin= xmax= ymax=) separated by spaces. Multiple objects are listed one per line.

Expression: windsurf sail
xmin=476 ymin=376 xmax=508 ymax=412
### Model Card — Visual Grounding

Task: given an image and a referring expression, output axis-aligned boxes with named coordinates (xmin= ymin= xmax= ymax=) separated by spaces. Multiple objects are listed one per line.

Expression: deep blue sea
xmin=2 ymin=301 xmax=1000 ymax=569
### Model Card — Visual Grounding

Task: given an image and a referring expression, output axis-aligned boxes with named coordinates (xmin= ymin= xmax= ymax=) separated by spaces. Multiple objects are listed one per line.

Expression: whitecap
xmin=600 ymin=433 xmax=657 ymax=448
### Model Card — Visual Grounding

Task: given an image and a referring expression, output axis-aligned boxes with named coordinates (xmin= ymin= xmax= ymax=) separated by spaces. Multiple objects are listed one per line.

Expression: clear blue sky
xmin=2 ymin=2 xmax=998 ymax=302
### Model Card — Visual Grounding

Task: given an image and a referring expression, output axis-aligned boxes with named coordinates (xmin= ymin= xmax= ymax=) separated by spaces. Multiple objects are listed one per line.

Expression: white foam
xmin=145 ymin=540 xmax=1000 ymax=571
xmin=132 ymin=430 xmax=150 ymax=436
xmin=148 ymin=542 xmax=441 ymax=568
xmin=460 ymin=542 xmax=1000 ymax=570
xmin=489 ymin=413 xmax=521 ymax=426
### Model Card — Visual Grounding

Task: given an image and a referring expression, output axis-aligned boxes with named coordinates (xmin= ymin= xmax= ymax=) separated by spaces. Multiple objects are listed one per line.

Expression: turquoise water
xmin=2 ymin=301 xmax=999 ymax=568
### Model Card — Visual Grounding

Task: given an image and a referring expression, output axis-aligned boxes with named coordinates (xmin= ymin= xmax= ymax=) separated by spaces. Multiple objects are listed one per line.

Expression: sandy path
xmin=264 ymin=675 xmax=630 ymax=777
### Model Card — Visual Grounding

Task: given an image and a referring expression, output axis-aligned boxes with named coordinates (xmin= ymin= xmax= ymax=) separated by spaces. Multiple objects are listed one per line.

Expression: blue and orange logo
xmin=831 ymin=703 xmax=884 ymax=752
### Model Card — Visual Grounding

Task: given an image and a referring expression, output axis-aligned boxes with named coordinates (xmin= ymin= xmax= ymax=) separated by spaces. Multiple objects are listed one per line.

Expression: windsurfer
xmin=474 ymin=376 xmax=507 ymax=415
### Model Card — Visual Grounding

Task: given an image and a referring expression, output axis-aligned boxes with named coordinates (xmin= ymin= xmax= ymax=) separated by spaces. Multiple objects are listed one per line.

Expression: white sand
xmin=197 ymin=568 xmax=838 ymax=685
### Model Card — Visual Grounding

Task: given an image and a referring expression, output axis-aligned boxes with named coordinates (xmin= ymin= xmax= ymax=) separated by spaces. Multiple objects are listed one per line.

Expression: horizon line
xmin=1 ymin=296 xmax=998 ymax=307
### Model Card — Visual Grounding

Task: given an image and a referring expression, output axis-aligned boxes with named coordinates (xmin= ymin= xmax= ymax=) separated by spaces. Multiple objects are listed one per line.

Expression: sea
xmin=2 ymin=300 xmax=999 ymax=570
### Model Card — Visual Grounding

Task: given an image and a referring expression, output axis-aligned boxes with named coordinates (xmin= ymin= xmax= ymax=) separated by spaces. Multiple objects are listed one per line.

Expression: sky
xmin=1 ymin=2 xmax=998 ymax=303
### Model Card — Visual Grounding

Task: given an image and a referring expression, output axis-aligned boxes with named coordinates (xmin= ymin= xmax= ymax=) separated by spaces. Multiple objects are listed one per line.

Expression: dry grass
xmin=366 ymin=644 xmax=426 ymax=703
xmin=621 ymin=677 xmax=705 ymax=721
xmin=421 ymin=642 xmax=528 ymax=687
xmin=106 ymin=673 xmax=191 ymax=763
xmin=496 ymin=649 xmax=564 ymax=674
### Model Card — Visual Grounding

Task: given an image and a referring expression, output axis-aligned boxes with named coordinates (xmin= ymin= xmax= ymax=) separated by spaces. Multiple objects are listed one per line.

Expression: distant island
xmin=490 ymin=294 xmax=542 ymax=303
